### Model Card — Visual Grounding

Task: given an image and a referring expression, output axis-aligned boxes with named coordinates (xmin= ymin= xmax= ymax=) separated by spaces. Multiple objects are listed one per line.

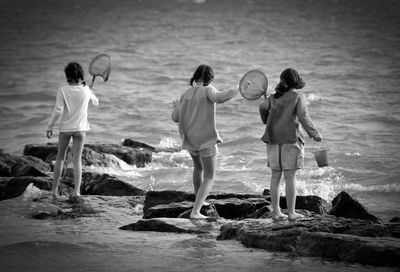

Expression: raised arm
xmin=89 ymin=86 xmax=99 ymax=107
xmin=206 ymin=85 xmax=238 ymax=104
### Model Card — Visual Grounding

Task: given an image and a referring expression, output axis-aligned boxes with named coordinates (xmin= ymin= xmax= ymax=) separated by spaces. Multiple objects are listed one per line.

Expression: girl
xmin=172 ymin=65 xmax=238 ymax=219
xmin=257 ymin=68 xmax=322 ymax=221
xmin=46 ymin=62 xmax=99 ymax=199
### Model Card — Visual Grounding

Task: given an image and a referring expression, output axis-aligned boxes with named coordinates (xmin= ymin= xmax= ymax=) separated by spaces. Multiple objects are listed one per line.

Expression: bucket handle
xmin=312 ymin=140 xmax=329 ymax=153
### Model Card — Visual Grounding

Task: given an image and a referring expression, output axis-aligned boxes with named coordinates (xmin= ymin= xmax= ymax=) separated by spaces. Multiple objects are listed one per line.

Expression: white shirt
xmin=47 ymin=84 xmax=98 ymax=132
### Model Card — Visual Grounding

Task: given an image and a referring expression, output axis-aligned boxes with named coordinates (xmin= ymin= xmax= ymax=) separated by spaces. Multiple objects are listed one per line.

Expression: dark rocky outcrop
xmin=84 ymin=144 xmax=152 ymax=167
xmin=24 ymin=143 xmax=152 ymax=168
xmin=143 ymin=197 xmax=268 ymax=220
xmin=62 ymin=169 xmax=146 ymax=196
xmin=217 ymin=217 xmax=400 ymax=267
xmin=0 ymin=176 xmax=53 ymax=200
xmin=143 ymin=190 xmax=264 ymax=213
xmin=143 ymin=191 xmax=269 ymax=219
xmin=120 ymin=217 xmax=225 ymax=235
xmin=0 ymin=170 xmax=146 ymax=201
xmin=0 ymin=153 xmax=50 ymax=177
xmin=120 ymin=190 xmax=400 ymax=268
xmin=143 ymin=190 xmax=329 ymax=220
xmin=122 ymin=138 xmax=182 ymax=153
xmin=329 ymin=191 xmax=380 ymax=222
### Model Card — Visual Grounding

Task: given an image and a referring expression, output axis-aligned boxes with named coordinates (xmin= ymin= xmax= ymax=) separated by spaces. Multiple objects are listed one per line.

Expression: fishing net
xmin=239 ymin=70 xmax=268 ymax=100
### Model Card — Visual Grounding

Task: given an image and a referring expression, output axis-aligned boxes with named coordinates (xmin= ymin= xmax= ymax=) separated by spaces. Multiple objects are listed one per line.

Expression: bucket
xmin=312 ymin=141 xmax=329 ymax=167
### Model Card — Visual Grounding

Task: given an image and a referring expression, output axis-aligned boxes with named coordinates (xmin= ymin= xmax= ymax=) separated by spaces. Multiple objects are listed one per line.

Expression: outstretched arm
xmin=206 ymin=85 xmax=239 ymax=103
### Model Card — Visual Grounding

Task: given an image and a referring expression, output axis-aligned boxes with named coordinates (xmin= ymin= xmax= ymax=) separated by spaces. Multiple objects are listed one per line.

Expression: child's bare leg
xmin=190 ymin=155 xmax=216 ymax=219
xmin=71 ymin=132 xmax=85 ymax=197
xmin=52 ymin=133 xmax=71 ymax=197
xmin=270 ymin=169 xmax=287 ymax=220
xmin=284 ymin=169 xmax=304 ymax=220
xmin=190 ymin=154 xmax=203 ymax=195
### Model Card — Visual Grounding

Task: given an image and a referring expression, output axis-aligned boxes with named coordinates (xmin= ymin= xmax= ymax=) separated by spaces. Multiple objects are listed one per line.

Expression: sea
xmin=0 ymin=0 xmax=399 ymax=271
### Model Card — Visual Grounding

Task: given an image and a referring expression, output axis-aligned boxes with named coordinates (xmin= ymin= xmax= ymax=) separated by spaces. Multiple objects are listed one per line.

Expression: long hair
xmin=65 ymin=62 xmax=86 ymax=86
xmin=274 ymin=68 xmax=305 ymax=99
xmin=189 ymin=65 xmax=214 ymax=86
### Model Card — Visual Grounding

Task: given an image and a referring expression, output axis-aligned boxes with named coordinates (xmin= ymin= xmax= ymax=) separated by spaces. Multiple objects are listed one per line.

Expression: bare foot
xmin=271 ymin=212 xmax=288 ymax=221
xmin=190 ymin=212 xmax=208 ymax=220
xmin=51 ymin=192 xmax=60 ymax=199
xmin=288 ymin=212 xmax=305 ymax=221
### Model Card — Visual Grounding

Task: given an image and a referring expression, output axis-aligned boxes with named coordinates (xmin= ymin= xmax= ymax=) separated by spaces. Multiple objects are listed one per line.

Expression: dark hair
xmin=274 ymin=68 xmax=305 ymax=99
xmin=189 ymin=65 xmax=214 ymax=86
xmin=65 ymin=62 xmax=86 ymax=86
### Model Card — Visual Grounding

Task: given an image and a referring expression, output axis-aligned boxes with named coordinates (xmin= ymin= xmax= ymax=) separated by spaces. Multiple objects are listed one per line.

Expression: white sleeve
xmin=206 ymin=85 xmax=238 ymax=103
xmin=47 ymin=88 xmax=65 ymax=130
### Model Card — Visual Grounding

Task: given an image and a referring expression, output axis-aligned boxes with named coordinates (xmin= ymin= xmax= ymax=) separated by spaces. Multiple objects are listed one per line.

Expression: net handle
xmin=90 ymin=75 xmax=97 ymax=89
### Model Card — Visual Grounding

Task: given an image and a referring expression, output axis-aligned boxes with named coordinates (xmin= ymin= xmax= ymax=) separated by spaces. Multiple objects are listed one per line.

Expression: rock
xmin=143 ymin=190 xmax=264 ymax=214
xmin=264 ymin=195 xmax=329 ymax=215
xmin=143 ymin=195 xmax=268 ymax=220
xmin=62 ymin=169 xmax=146 ymax=196
xmin=390 ymin=217 xmax=400 ymax=223
xmin=0 ymin=176 xmax=53 ymax=201
xmin=144 ymin=201 xmax=195 ymax=219
xmin=247 ymin=205 xmax=273 ymax=218
xmin=23 ymin=143 xmax=59 ymax=162
xmin=32 ymin=211 xmax=53 ymax=219
xmin=0 ymin=153 xmax=50 ymax=177
xmin=329 ymin=191 xmax=380 ymax=222
xmin=296 ymin=232 xmax=400 ymax=267
xmin=343 ymin=223 xmax=393 ymax=237
xmin=143 ymin=190 xmax=195 ymax=212
xmin=210 ymin=198 xmax=269 ymax=219
xmin=143 ymin=201 xmax=220 ymax=219
xmin=85 ymin=143 xmax=152 ymax=167
xmin=385 ymin=222 xmax=400 ymax=239
xmin=120 ymin=217 xmax=225 ymax=236
xmin=80 ymin=148 xmax=130 ymax=168
xmin=218 ymin=216 xmax=400 ymax=267
xmin=24 ymin=143 xmax=146 ymax=168
xmin=121 ymin=139 xmax=157 ymax=152
xmin=177 ymin=204 xmax=220 ymax=219
xmin=262 ymin=188 xmax=270 ymax=196
xmin=122 ymin=138 xmax=182 ymax=153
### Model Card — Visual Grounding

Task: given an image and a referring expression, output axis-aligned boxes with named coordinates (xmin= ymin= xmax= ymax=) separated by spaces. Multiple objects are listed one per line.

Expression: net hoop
xmin=239 ymin=70 xmax=268 ymax=100
xmin=88 ymin=53 xmax=111 ymax=81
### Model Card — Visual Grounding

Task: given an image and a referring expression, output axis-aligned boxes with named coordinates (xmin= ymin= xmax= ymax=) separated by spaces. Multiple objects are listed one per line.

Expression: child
xmin=172 ymin=65 xmax=239 ymax=219
xmin=257 ymin=68 xmax=322 ymax=221
xmin=46 ymin=62 xmax=99 ymax=199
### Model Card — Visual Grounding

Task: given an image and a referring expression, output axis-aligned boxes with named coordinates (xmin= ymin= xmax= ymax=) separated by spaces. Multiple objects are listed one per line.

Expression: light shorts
xmin=188 ymin=145 xmax=218 ymax=157
xmin=267 ymin=140 xmax=304 ymax=170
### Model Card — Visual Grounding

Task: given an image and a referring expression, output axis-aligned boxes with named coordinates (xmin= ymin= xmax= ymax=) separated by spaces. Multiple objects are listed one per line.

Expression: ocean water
xmin=0 ymin=0 xmax=399 ymax=271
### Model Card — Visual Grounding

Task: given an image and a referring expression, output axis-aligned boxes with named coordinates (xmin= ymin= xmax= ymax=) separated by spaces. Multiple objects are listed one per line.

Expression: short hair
xmin=64 ymin=62 xmax=85 ymax=85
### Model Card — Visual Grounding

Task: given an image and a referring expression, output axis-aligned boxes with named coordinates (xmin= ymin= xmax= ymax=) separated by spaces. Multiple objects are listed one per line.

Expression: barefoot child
xmin=46 ymin=62 xmax=98 ymax=199
xmin=258 ymin=68 xmax=322 ymax=220
xmin=172 ymin=65 xmax=239 ymax=219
